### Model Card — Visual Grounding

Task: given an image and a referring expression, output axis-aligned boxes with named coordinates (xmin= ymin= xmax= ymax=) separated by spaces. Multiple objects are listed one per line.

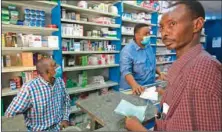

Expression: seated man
xmin=5 ymin=58 xmax=71 ymax=131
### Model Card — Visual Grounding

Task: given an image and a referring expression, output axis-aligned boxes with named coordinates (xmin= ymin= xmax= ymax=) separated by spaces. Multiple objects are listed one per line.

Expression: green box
xmin=2 ymin=20 xmax=10 ymax=25
xmin=2 ymin=9 xmax=9 ymax=15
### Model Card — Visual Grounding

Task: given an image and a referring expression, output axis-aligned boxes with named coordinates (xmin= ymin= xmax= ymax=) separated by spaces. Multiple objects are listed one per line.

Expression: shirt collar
xmin=132 ymin=39 xmax=149 ymax=51
xmin=38 ymin=76 xmax=56 ymax=87
xmin=167 ymin=44 xmax=203 ymax=85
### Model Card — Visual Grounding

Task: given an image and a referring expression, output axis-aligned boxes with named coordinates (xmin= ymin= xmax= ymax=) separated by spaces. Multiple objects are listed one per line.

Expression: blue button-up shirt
xmin=120 ymin=40 xmax=156 ymax=90
xmin=5 ymin=76 xmax=71 ymax=131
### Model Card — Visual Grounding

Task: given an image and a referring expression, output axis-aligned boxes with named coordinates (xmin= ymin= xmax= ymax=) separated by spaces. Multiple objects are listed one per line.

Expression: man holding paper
xmin=120 ymin=23 xmax=165 ymax=95
xmin=125 ymin=1 xmax=222 ymax=131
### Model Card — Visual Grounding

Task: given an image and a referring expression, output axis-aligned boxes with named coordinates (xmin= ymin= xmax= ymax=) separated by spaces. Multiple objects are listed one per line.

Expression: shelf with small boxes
xmin=121 ymin=1 xmax=159 ymax=47
xmin=59 ymin=0 xmax=121 ymax=99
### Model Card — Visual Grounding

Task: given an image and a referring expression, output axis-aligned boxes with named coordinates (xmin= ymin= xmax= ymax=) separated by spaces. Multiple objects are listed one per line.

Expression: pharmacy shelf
xmin=61 ymin=19 xmax=120 ymax=28
xmin=156 ymin=61 xmax=174 ymax=65
xmin=61 ymin=4 xmax=120 ymax=18
xmin=63 ymin=64 xmax=119 ymax=72
xmin=2 ymin=66 xmax=36 ymax=73
xmin=122 ymin=2 xmax=156 ymax=13
xmin=2 ymin=1 xmax=57 ymax=14
xmin=1 ymin=81 xmax=118 ymax=97
xmin=2 ymin=47 xmax=59 ymax=51
xmin=62 ymin=35 xmax=119 ymax=41
xmin=122 ymin=32 xmax=134 ymax=36
xmin=67 ymin=81 xmax=118 ymax=95
xmin=2 ymin=88 xmax=19 ymax=97
xmin=122 ymin=19 xmax=156 ymax=26
xmin=122 ymin=33 xmax=156 ymax=38
xmin=62 ymin=51 xmax=120 ymax=54
xmin=151 ymin=44 xmax=166 ymax=47
xmin=156 ymin=53 xmax=176 ymax=56
xmin=2 ymin=24 xmax=58 ymax=35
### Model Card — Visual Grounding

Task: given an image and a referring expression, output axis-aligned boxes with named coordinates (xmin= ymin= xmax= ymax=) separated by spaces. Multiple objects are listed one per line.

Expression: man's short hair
xmin=36 ymin=57 xmax=52 ymax=75
xmin=168 ymin=0 xmax=205 ymax=20
xmin=134 ymin=23 xmax=149 ymax=40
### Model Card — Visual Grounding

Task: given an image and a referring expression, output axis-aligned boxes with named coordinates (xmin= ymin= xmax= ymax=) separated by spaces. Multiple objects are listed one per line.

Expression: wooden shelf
xmin=67 ymin=81 xmax=118 ymax=95
xmin=2 ymin=66 xmax=36 ymax=73
xmin=63 ymin=64 xmax=119 ymax=72
xmin=2 ymin=24 xmax=58 ymax=35
xmin=62 ymin=35 xmax=119 ymax=41
xmin=61 ymin=19 xmax=120 ymax=28
xmin=62 ymin=51 xmax=120 ymax=54
xmin=61 ymin=4 xmax=120 ymax=18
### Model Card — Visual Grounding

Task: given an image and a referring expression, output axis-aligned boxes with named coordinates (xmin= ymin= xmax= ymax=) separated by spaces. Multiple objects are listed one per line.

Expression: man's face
xmin=47 ymin=60 xmax=57 ymax=79
xmin=159 ymin=4 xmax=195 ymax=50
xmin=135 ymin=27 xmax=150 ymax=44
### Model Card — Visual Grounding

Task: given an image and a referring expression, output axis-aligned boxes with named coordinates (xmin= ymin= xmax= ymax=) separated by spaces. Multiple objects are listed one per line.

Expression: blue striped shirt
xmin=5 ymin=76 xmax=71 ymax=131
xmin=120 ymin=40 xmax=156 ymax=90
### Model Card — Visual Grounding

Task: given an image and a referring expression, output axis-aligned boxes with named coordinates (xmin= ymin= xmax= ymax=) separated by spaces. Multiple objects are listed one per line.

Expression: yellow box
xmin=21 ymin=52 xmax=33 ymax=67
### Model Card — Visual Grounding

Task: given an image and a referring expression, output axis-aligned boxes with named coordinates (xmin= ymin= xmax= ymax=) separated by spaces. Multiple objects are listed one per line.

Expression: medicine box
xmin=21 ymin=52 xmax=33 ymax=66
xmin=42 ymin=36 xmax=59 ymax=48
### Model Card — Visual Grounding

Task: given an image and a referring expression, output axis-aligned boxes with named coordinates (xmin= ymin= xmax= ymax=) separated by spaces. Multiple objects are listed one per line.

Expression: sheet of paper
xmin=140 ymin=86 xmax=158 ymax=101
xmin=114 ymin=99 xmax=147 ymax=122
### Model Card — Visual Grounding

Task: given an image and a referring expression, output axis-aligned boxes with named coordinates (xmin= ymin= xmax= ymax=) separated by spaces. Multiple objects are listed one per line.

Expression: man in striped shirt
xmin=125 ymin=0 xmax=222 ymax=131
xmin=5 ymin=58 xmax=71 ymax=131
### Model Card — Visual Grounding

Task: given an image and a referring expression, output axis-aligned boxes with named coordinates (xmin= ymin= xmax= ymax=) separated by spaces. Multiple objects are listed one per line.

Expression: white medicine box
xmin=42 ymin=36 xmax=59 ymax=48
xmin=29 ymin=35 xmax=42 ymax=47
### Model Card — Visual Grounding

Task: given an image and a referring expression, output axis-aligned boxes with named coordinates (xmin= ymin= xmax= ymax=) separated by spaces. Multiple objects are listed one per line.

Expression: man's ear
xmin=193 ymin=17 xmax=205 ymax=33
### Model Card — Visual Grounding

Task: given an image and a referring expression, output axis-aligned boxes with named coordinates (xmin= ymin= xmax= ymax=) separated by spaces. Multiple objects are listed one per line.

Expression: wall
xmin=204 ymin=20 xmax=222 ymax=63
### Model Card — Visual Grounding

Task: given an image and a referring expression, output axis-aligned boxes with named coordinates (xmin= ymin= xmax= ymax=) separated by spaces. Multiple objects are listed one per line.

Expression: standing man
xmin=5 ymin=58 xmax=71 ymax=131
xmin=120 ymin=23 xmax=165 ymax=94
xmin=125 ymin=0 xmax=222 ymax=131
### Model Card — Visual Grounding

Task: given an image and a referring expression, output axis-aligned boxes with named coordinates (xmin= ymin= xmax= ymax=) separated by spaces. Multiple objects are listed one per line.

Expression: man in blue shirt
xmin=120 ymin=23 xmax=164 ymax=94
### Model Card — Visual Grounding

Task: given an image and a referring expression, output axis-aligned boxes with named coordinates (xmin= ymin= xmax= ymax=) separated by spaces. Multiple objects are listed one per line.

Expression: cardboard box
xmin=21 ymin=52 xmax=33 ymax=66
xmin=42 ymin=36 xmax=58 ymax=48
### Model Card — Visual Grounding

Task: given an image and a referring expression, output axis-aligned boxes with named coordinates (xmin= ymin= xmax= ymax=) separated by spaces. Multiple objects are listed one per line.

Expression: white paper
xmin=140 ymin=86 xmax=158 ymax=101
xmin=114 ymin=99 xmax=147 ymax=122
xmin=163 ymin=103 xmax=169 ymax=114
xmin=212 ymin=37 xmax=221 ymax=48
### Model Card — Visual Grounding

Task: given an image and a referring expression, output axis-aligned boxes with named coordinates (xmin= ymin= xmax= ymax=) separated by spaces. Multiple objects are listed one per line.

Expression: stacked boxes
xmin=24 ymin=8 xmax=45 ymax=27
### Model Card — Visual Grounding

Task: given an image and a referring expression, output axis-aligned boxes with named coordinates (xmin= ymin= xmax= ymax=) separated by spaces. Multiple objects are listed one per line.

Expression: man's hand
xmin=60 ymin=120 xmax=69 ymax=130
xmin=125 ymin=116 xmax=147 ymax=131
xmin=156 ymin=87 xmax=165 ymax=96
xmin=132 ymin=84 xmax=145 ymax=95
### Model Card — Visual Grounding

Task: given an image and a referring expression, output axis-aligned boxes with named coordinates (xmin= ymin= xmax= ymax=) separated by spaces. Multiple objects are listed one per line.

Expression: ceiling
xmin=199 ymin=1 xmax=221 ymax=19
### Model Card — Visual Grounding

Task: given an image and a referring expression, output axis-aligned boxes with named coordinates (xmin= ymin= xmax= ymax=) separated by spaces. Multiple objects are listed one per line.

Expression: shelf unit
xmin=2 ymin=24 xmax=58 ymax=35
xmin=1 ymin=81 xmax=118 ymax=97
xmin=122 ymin=19 xmax=156 ymax=26
xmin=62 ymin=51 xmax=120 ymax=54
xmin=61 ymin=3 xmax=120 ymax=18
xmin=63 ymin=64 xmax=119 ymax=72
xmin=156 ymin=61 xmax=174 ymax=65
xmin=61 ymin=19 xmax=120 ymax=28
xmin=60 ymin=1 xmax=121 ymax=95
xmin=62 ymin=35 xmax=119 ymax=40
xmin=2 ymin=47 xmax=59 ymax=51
